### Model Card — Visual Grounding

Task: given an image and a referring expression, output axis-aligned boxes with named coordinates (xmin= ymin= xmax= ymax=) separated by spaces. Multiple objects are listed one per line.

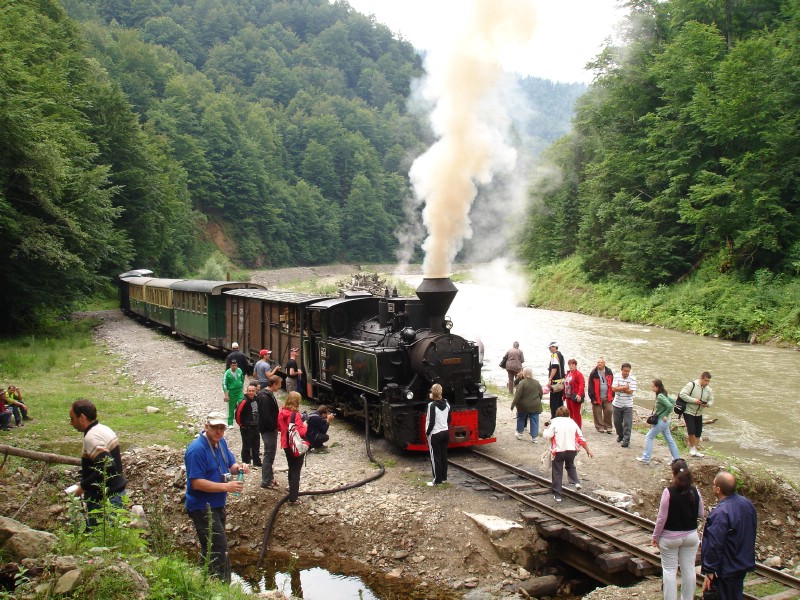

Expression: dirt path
xmin=85 ymin=265 xmax=799 ymax=598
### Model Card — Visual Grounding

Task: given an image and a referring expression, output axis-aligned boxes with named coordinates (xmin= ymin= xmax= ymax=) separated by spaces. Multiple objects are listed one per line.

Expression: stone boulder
xmin=0 ymin=517 xmax=57 ymax=561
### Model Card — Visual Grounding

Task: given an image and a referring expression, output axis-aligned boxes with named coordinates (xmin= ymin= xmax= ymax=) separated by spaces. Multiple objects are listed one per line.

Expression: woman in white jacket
xmin=543 ymin=406 xmax=593 ymax=502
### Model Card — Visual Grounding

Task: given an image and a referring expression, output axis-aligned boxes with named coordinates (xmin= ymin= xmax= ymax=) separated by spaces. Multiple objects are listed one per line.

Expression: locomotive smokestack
xmin=415 ymin=277 xmax=458 ymax=333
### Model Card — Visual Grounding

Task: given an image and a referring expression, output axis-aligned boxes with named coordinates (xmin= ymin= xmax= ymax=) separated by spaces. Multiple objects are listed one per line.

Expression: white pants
xmin=658 ymin=530 xmax=699 ymax=600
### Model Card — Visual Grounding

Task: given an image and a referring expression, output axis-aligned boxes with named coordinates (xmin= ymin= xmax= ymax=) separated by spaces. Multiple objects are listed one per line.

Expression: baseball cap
xmin=290 ymin=347 xmax=299 ymax=353
xmin=259 ymin=349 xmax=271 ymax=356
xmin=206 ymin=411 xmax=227 ymax=427
xmin=231 ymin=342 xmax=239 ymax=349
xmin=548 ymin=341 xmax=558 ymax=348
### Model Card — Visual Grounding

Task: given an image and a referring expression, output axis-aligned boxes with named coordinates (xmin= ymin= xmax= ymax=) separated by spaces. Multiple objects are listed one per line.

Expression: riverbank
xmin=524 ymin=256 xmax=800 ymax=348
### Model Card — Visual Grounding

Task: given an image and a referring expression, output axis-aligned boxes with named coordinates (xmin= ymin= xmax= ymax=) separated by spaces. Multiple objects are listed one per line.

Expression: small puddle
xmin=234 ymin=551 xmax=459 ymax=599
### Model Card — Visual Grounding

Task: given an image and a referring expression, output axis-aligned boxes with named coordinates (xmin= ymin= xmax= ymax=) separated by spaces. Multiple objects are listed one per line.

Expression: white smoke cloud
xmin=407 ymin=0 xmax=538 ymax=278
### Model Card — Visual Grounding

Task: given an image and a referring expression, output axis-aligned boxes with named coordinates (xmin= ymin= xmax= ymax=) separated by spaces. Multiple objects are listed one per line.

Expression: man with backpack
xmin=679 ymin=372 xmax=714 ymax=457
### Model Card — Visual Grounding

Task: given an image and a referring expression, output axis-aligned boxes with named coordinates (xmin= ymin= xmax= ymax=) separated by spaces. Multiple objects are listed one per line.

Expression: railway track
xmin=448 ymin=449 xmax=800 ymax=599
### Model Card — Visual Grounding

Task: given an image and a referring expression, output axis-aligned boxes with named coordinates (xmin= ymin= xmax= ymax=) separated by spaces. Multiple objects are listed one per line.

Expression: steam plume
xmin=409 ymin=0 xmax=537 ymax=278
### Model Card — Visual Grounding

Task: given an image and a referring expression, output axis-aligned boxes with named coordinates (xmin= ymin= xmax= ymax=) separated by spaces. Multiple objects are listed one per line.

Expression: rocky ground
xmin=4 ymin=265 xmax=800 ymax=599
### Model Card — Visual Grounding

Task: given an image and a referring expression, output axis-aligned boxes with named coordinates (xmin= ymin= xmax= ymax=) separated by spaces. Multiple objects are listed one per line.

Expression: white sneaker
xmin=694 ymin=451 xmax=705 ymax=457
xmin=515 ymin=433 xmax=523 ymax=440
xmin=689 ymin=447 xmax=698 ymax=456
xmin=426 ymin=481 xmax=435 ymax=487
xmin=531 ymin=439 xmax=538 ymax=444
xmin=636 ymin=457 xmax=650 ymax=464
xmin=573 ymin=483 xmax=582 ymax=490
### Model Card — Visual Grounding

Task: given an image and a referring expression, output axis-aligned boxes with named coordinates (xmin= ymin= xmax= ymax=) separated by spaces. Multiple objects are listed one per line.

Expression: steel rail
xmin=453 ymin=450 xmax=800 ymax=600
xmin=448 ymin=456 xmax=661 ymax=566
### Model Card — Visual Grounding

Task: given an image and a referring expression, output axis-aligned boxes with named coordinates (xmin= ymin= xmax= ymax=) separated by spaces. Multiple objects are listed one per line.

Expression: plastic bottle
xmin=232 ymin=470 xmax=244 ymax=497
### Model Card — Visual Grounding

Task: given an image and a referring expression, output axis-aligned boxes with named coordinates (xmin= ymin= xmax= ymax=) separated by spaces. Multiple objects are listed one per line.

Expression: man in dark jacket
xmin=225 ymin=342 xmax=252 ymax=378
xmin=305 ymin=405 xmax=334 ymax=450
xmin=256 ymin=375 xmax=281 ymax=489
xmin=68 ymin=399 xmax=128 ymax=528
xmin=587 ymin=357 xmax=614 ymax=433
xmin=701 ymin=471 xmax=758 ymax=600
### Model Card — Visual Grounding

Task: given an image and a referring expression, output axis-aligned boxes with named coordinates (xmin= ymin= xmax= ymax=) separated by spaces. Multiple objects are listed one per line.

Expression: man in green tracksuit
xmin=222 ymin=360 xmax=244 ymax=426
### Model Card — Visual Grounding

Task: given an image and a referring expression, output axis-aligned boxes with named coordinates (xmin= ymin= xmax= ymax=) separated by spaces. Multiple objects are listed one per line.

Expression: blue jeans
xmin=642 ymin=418 xmax=680 ymax=461
xmin=516 ymin=412 xmax=540 ymax=439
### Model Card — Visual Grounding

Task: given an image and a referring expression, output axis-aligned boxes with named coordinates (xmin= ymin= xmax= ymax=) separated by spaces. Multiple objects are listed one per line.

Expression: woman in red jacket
xmin=564 ymin=359 xmax=585 ymax=428
xmin=277 ymin=391 xmax=308 ymax=504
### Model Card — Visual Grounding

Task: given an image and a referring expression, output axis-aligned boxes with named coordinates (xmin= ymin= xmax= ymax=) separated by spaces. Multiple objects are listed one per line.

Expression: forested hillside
xmin=1 ymin=0 xmax=581 ymax=331
xmin=523 ymin=0 xmax=800 ymax=287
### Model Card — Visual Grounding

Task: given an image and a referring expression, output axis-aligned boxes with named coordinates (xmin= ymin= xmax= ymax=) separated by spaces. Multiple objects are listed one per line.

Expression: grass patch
xmin=526 ymin=256 xmax=800 ymax=346
xmin=0 ymin=318 xmax=192 ymax=466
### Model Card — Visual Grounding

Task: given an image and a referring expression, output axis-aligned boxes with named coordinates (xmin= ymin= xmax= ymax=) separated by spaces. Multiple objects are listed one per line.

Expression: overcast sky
xmin=344 ymin=0 xmax=627 ymax=83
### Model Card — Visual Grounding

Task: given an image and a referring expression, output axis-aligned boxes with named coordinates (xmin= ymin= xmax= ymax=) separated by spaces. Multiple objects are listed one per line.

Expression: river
xmin=407 ymin=272 xmax=800 ymax=484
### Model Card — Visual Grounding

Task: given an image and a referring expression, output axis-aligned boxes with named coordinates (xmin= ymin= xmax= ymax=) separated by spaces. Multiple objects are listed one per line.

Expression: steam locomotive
xmin=118 ymin=272 xmax=497 ymax=451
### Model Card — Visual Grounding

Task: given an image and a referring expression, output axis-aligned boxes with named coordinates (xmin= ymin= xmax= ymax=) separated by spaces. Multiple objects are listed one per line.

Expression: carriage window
xmin=309 ymin=310 xmax=321 ymax=334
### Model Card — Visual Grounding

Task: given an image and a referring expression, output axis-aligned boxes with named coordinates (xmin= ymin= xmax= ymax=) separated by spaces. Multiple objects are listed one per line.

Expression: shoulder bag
xmin=499 ymin=354 xmax=508 ymax=369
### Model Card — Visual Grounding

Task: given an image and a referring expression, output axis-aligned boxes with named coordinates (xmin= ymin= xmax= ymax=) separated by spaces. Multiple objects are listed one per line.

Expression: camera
xmin=223 ymin=473 xmax=233 ymax=483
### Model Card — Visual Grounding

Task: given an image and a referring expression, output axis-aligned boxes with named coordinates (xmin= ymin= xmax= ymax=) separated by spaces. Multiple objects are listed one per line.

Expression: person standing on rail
xmin=652 ymin=458 xmax=704 ymax=600
xmin=222 ymin=359 xmax=244 ymax=426
xmin=542 ymin=405 xmax=593 ymax=503
xmin=501 ymin=342 xmax=524 ymax=395
xmin=425 ymin=383 xmax=450 ymax=486
xmin=701 ymin=471 xmax=757 ymax=600
xmin=285 ymin=348 xmax=303 ymax=395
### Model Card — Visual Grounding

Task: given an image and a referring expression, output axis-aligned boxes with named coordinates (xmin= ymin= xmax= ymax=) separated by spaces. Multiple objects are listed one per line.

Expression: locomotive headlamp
xmin=404 ymin=389 xmax=414 ymax=400
xmin=478 ymin=384 xmax=486 ymax=393
xmin=443 ymin=317 xmax=453 ymax=330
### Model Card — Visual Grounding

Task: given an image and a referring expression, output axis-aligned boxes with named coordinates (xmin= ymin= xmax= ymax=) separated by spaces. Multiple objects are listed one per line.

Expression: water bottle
xmin=232 ymin=470 xmax=244 ymax=497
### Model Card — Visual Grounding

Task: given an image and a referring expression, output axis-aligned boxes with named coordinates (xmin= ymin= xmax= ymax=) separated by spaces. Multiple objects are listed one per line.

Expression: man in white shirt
xmin=611 ymin=362 xmax=637 ymax=448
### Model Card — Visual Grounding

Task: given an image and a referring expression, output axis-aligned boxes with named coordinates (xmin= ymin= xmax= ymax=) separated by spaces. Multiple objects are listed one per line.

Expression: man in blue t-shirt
xmin=184 ymin=411 xmax=248 ymax=582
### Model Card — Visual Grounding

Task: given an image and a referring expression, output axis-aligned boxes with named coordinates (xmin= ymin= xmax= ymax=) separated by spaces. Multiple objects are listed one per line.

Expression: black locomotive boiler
xmin=306 ymin=277 xmax=497 ymax=450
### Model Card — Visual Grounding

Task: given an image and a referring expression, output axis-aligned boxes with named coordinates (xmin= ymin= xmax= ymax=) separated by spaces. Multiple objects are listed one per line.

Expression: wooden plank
xmin=609 ymin=524 xmax=646 ymax=536
xmin=558 ymin=506 xmax=594 ymax=515
xmin=596 ymin=551 xmax=633 ymax=574
xmin=563 ymin=530 xmax=594 ymax=551
xmin=743 ymin=578 xmax=771 ymax=587
xmin=520 ymin=511 xmax=545 ymax=523
xmin=583 ymin=515 xmax=621 ymax=527
xmin=628 ymin=557 xmax=660 ymax=577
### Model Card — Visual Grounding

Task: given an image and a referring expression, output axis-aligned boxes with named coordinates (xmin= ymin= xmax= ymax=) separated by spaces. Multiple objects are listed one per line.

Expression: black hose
xmin=256 ymin=393 xmax=385 ymax=569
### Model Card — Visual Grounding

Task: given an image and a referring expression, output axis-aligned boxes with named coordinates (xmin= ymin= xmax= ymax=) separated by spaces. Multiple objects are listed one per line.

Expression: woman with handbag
xmin=652 ymin=458 xmax=704 ymax=600
xmin=636 ymin=379 xmax=680 ymax=465
xmin=564 ymin=359 xmax=585 ymax=428
xmin=277 ymin=391 xmax=308 ymax=504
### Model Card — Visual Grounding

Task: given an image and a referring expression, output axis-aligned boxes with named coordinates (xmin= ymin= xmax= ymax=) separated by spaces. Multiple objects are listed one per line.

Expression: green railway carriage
xmin=171 ymin=280 xmax=264 ymax=348
xmin=118 ymin=270 xmax=153 ymax=312
xmin=142 ymin=279 xmax=185 ymax=330
xmin=122 ymin=277 xmax=154 ymax=320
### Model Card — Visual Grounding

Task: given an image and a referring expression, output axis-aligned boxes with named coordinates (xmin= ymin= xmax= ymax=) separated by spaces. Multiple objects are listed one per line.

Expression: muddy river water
xmin=409 ymin=274 xmax=800 ymax=484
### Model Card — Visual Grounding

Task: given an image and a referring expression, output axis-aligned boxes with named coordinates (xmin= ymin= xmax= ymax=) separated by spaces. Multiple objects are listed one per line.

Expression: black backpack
xmin=674 ymin=382 xmax=695 ymax=418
